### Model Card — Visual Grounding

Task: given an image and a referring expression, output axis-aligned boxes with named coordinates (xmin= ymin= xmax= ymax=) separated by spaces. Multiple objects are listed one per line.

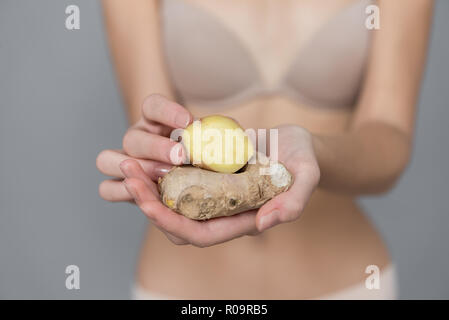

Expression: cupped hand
xmin=120 ymin=159 xmax=259 ymax=247
xmin=109 ymin=121 xmax=320 ymax=247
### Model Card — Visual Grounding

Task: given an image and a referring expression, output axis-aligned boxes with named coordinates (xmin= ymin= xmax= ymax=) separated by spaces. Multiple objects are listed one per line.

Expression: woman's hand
xmin=255 ymin=125 xmax=320 ymax=231
xmin=109 ymin=119 xmax=320 ymax=247
xmin=120 ymin=159 xmax=260 ymax=246
xmin=96 ymin=94 xmax=192 ymax=203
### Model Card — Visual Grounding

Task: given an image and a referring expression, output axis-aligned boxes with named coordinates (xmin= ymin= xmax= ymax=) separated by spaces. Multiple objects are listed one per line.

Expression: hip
xmin=133 ymin=264 xmax=398 ymax=300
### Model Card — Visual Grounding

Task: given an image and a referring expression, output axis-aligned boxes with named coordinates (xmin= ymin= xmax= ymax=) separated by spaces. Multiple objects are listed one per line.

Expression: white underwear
xmin=132 ymin=264 xmax=398 ymax=300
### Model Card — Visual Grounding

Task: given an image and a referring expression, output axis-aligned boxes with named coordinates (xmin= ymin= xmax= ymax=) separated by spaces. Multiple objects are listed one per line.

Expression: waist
xmin=136 ymin=189 xmax=390 ymax=299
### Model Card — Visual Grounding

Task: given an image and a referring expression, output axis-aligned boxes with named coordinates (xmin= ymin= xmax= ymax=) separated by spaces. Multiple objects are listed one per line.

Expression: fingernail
xmin=259 ymin=210 xmax=280 ymax=231
xmin=175 ymin=113 xmax=190 ymax=128
xmin=123 ymin=180 xmax=140 ymax=203
xmin=154 ymin=164 xmax=172 ymax=177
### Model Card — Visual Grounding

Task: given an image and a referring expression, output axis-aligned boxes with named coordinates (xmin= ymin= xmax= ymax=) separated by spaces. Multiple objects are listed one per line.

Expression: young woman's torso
xmin=136 ymin=0 xmax=390 ymax=299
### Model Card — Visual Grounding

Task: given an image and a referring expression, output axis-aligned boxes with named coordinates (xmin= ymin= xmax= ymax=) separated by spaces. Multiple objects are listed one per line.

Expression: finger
xmin=256 ymin=164 xmax=318 ymax=232
xmin=143 ymin=196 xmax=258 ymax=247
xmin=132 ymin=118 xmax=173 ymax=137
xmin=124 ymin=171 xmax=188 ymax=245
xmin=98 ymin=179 xmax=133 ymax=202
xmin=124 ymin=178 xmax=206 ymax=244
xmin=142 ymin=94 xmax=192 ymax=129
xmin=124 ymin=177 xmax=259 ymax=247
xmin=96 ymin=149 xmax=172 ymax=180
xmin=195 ymin=211 xmax=259 ymax=246
xmin=123 ymin=129 xmax=186 ymax=165
xmin=99 ymin=172 xmax=186 ymax=244
xmin=120 ymin=159 xmax=160 ymax=195
xmin=123 ymin=177 xmax=203 ymax=236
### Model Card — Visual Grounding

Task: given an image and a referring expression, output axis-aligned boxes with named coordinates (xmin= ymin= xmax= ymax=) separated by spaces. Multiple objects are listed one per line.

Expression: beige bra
xmin=161 ymin=0 xmax=373 ymax=109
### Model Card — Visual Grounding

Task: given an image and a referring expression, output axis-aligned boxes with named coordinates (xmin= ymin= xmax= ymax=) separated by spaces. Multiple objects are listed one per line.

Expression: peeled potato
xmin=182 ymin=115 xmax=254 ymax=173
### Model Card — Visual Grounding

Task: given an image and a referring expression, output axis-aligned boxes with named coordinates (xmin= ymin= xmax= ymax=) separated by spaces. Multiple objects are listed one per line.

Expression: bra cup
xmin=161 ymin=0 xmax=373 ymax=109
xmin=161 ymin=0 xmax=259 ymax=104
xmin=283 ymin=0 xmax=372 ymax=108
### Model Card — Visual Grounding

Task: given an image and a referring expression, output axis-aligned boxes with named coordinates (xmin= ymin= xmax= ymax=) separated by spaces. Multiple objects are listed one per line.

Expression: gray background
xmin=0 ymin=0 xmax=448 ymax=299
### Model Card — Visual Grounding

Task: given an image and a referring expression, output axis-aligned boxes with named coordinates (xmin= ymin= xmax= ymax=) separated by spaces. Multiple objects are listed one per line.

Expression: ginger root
xmin=159 ymin=156 xmax=293 ymax=220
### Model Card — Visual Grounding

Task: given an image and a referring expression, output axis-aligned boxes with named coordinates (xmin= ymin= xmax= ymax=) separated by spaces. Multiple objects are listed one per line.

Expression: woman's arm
xmin=313 ymin=0 xmax=434 ymax=195
xmin=102 ymin=0 xmax=174 ymax=124
xmin=98 ymin=0 xmax=192 ymax=212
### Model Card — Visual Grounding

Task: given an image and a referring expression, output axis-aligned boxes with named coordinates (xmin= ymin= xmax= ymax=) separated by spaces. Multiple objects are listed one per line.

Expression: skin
xmin=97 ymin=0 xmax=433 ymax=298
